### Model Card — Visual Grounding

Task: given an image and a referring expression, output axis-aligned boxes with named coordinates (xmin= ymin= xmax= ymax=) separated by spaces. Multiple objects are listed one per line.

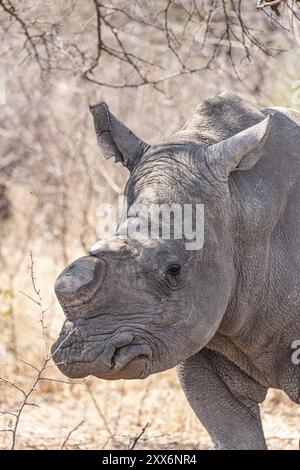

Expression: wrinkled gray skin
xmin=52 ymin=93 xmax=300 ymax=450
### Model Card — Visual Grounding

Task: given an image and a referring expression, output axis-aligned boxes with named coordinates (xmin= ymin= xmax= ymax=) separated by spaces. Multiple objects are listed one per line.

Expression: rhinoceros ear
xmin=89 ymin=102 xmax=150 ymax=172
xmin=206 ymin=115 xmax=271 ymax=181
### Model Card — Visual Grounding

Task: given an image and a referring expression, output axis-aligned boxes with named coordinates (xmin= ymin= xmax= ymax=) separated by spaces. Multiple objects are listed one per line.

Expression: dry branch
xmin=61 ymin=420 xmax=85 ymax=450
xmin=130 ymin=422 xmax=149 ymax=450
xmin=256 ymin=0 xmax=285 ymax=10
xmin=0 ymin=253 xmax=80 ymax=449
xmin=0 ymin=1 xmax=299 ymax=88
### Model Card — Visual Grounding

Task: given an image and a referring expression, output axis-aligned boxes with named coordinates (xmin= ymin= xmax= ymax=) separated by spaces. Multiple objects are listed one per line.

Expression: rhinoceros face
xmin=52 ymin=221 xmax=231 ymax=379
xmin=52 ymin=238 xmax=211 ymax=380
xmin=52 ymin=99 xmax=271 ymax=380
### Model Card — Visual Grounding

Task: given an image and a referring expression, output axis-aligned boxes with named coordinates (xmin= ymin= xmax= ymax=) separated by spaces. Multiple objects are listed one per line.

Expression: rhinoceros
xmin=52 ymin=92 xmax=300 ymax=450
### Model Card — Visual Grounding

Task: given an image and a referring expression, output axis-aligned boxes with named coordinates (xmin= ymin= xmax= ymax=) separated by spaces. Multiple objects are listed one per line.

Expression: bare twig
xmin=0 ymin=253 xmax=77 ymax=449
xmin=85 ymin=382 xmax=113 ymax=438
xmin=256 ymin=0 xmax=285 ymax=10
xmin=61 ymin=420 xmax=85 ymax=450
xmin=0 ymin=0 xmax=298 ymax=88
xmin=129 ymin=422 xmax=149 ymax=450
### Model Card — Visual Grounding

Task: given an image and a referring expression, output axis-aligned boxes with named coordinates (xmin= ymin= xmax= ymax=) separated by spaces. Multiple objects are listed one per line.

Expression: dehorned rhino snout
xmin=55 ymin=256 xmax=106 ymax=310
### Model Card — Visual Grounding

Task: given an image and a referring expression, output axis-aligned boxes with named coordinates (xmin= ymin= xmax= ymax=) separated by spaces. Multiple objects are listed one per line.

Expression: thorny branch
xmin=130 ymin=422 xmax=149 ymax=450
xmin=256 ymin=0 xmax=285 ymax=11
xmin=0 ymin=253 xmax=80 ymax=450
xmin=0 ymin=1 xmax=299 ymax=88
xmin=61 ymin=420 xmax=85 ymax=450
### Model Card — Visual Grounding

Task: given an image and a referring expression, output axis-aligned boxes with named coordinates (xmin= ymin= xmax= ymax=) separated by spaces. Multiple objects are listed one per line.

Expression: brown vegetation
xmin=1 ymin=0 xmax=300 ymax=450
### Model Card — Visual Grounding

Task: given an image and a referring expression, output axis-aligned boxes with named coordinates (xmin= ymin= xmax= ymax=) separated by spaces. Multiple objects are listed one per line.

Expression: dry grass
xmin=1 ymin=367 xmax=299 ymax=450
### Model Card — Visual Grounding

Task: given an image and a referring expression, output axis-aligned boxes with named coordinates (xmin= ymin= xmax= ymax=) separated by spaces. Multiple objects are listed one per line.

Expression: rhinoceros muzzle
xmin=51 ymin=326 xmax=152 ymax=380
xmin=53 ymin=253 xmax=152 ymax=379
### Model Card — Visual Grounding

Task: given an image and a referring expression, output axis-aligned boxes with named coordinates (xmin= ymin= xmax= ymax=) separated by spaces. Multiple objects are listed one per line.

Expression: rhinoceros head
xmin=52 ymin=93 xmax=271 ymax=380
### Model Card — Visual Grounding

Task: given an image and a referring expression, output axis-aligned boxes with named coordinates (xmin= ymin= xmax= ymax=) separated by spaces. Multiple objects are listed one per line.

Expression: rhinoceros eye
xmin=167 ymin=264 xmax=181 ymax=277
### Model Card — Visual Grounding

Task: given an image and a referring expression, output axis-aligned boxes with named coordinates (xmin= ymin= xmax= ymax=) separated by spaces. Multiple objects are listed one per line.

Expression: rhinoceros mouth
xmin=51 ymin=332 xmax=152 ymax=380
xmin=53 ymin=354 xmax=150 ymax=380
xmin=96 ymin=355 xmax=150 ymax=380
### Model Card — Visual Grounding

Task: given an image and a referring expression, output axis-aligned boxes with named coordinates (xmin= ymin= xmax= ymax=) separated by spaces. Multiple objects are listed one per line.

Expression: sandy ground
xmin=0 ymin=367 xmax=299 ymax=450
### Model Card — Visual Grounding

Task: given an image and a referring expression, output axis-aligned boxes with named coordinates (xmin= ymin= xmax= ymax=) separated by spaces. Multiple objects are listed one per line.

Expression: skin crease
xmin=52 ymin=93 xmax=300 ymax=450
